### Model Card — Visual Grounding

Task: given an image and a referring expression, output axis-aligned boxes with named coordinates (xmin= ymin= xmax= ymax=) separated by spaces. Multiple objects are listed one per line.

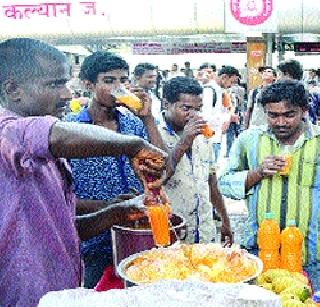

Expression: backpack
xmin=203 ymin=85 xmax=217 ymax=108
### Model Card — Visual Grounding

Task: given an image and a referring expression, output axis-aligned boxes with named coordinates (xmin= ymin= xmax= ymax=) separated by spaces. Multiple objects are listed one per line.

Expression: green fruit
xmin=282 ymin=285 xmax=311 ymax=302
xmin=282 ymin=299 xmax=305 ymax=307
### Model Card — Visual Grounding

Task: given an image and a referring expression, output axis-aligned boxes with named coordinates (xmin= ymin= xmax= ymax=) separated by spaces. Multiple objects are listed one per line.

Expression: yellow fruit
xmin=280 ymin=293 xmax=300 ymax=303
xmin=260 ymin=282 xmax=273 ymax=291
xmin=291 ymin=272 xmax=309 ymax=285
xmin=304 ymin=298 xmax=317 ymax=306
xmin=282 ymin=299 xmax=305 ymax=307
xmin=272 ymin=276 xmax=298 ymax=293
xmin=263 ymin=268 xmax=291 ymax=283
xmin=256 ymin=274 xmax=266 ymax=285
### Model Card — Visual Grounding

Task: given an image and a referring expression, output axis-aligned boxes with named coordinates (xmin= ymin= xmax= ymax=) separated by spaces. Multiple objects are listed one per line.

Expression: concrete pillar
xmin=246 ymin=37 xmax=266 ymax=92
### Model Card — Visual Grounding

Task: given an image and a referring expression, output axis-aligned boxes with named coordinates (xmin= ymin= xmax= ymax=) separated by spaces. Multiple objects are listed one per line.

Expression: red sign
xmin=2 ymin=2 xmax=97 ymax=19
xmin=230 ymin=0 xmax=273 ymax=26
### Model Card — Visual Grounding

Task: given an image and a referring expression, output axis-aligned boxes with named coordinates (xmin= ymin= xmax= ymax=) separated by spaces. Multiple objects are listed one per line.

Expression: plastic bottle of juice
xmin=257 ymin=212 xmax=281 ymax=271
xmin=280 ymin=220 xmax=303 ymax=272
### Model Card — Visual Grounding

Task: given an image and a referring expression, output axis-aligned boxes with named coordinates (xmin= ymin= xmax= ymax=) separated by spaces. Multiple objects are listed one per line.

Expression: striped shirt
xmin=218 ymin=122 xmax=320 ymax=264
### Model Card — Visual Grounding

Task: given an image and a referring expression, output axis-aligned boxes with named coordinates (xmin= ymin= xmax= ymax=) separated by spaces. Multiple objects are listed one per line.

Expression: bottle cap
xmin=313 ymin=291 xmax=320 ymax=303
xmin=265 ymin=212 xmax=274 ymax=219
xmin=287 ymin=220 xmax=296 ymax=226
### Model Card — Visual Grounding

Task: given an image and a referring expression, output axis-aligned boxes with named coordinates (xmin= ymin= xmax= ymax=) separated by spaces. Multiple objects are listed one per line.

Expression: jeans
xmin=213 ymin=143 xmax=221 ymax=163
xmin=226 ymin=122 xmax=240 ymax=157
xmin=81 ymin=231 xmax=113 ymax=288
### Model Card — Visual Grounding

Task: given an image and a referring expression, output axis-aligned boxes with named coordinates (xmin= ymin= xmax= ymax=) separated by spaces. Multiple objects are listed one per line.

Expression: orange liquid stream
xmin=147 ymin=205 xmax=170 ymax=247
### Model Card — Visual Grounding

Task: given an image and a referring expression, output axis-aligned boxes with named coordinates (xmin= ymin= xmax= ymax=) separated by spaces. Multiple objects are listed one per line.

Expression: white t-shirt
xmin=201 ymin=81 xmax=230 ymax=143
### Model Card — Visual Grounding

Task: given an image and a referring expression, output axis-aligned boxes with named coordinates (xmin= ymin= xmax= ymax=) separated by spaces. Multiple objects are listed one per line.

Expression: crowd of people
xmin=0 ymin=37 xmax=320 ymax=305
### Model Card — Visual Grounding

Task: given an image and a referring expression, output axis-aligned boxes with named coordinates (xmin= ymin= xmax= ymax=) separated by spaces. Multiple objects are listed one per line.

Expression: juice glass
xmin=112 ymin=87 xmax=143 ymax=112
xmin=278 ymin=154 xmax=293 ymax=176
xmin=202 ymin=124 xmax=215 ymax=138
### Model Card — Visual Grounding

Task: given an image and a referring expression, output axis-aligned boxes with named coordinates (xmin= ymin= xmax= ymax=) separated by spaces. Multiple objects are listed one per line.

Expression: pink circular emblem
xmin=230 ymin=0 xmax=273 ymax=26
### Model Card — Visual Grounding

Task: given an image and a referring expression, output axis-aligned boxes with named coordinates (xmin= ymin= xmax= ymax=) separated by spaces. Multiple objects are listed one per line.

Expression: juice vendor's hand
xmin=258 ymin=156 xmax=286 ymax=178
xmin=131 ymin=145 xmax=167 ymax=187
xmin=109 ymin=201 xmax=146 ymax=224
xmin=143 ymin=187 xmax=169 ymax=207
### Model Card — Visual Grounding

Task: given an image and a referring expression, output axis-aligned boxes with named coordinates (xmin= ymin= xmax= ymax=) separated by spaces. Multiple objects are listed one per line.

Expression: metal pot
xmin=111 ymin=214 xmax=186 ymax=275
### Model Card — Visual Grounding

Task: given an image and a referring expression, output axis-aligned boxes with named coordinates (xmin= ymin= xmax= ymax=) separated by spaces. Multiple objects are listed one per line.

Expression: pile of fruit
xmin=257 ymin=269 xmax=316 ymax=306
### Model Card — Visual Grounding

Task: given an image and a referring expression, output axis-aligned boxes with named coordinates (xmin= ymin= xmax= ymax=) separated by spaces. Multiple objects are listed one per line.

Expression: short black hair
xmin=0 ymin=38 xmax=66 ymax=94
xmin=163 ymin=76 xmax=203 ymax=104
xmin=218 ymin=65 xmax=239 ymax=77
xmin=79 ymin=51 xmax=129 ymax=83
xmin=278 ymin=59 xmax=303 ymax=80
xmin=260 ymin=79 xmax=308 ymax=108
xmin=259 ymin=66 xmax=277 ymax=77
xmin=133 ymin=62 xmax=156 ymax=78
xmin=184 ymin=61 xmax=191 ymax=66
xmin=199 ymin=62 xmax=216 ymax=71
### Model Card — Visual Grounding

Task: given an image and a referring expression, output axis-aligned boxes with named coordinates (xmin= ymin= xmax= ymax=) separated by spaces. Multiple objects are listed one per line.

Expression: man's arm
xmin=49 ymin=121 xmax=145 ymax=159
xmin=209 ymin=173 xmax=228 ymax=222
xmin=245 ymin=169 xmax=264 ymax=192
xmin=131 ymin=90 xmax=167 ymax=151
xmin=142 ymin=115 xmax=167 ymax=151
xmin=217 ymin=133 xmax=251 ymax=199
xmin=76 ymin=198 xmax=121 ymax=215
xmin=76 ymin=193 xmax=140 ymax=215
xmin=164 ymin=115 xmax=207 ymax=180
xmin=245 ymin=156 xmax=286 ymax=192
xmin=218 ymin=132 xmax=287 ymax=198
xmin=75 ymin=202 xmax=144 ymax=241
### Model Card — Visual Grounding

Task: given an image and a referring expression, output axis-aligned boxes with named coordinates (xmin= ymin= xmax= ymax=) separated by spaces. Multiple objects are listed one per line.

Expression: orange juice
xmin=116 ymin=94 xmax=143 ymax=111
xmin=280 ymin=220 xmax=303 ymax=272
xmin=257 ymin=212 xmax=281 ymax=271
xmin=279 ymin=154 xmax=293 ymax=176
xmin=202 ymin=124 xmax=215 ymax=138
xmin=147 ymin=205 xmax=170 ymax=247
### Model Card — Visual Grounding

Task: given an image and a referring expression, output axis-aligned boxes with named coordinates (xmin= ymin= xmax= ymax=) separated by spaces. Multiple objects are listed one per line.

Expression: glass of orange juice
xmin=202 ymin=124 xmax=215 ymax=138
xmin=198 ymin=112 xmax=215 ymax=138
xmin=279 ymin=154 xmax=293 ymax=176
xmin=147 ymin=204 xmax=171 ymax=247
xmin=112 ymin=86 xmax=143 ymax=112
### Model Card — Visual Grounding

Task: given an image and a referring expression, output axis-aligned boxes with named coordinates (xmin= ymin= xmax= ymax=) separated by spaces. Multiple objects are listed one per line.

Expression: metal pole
xmin=265 ymin=33 xmax=273 ymax=66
